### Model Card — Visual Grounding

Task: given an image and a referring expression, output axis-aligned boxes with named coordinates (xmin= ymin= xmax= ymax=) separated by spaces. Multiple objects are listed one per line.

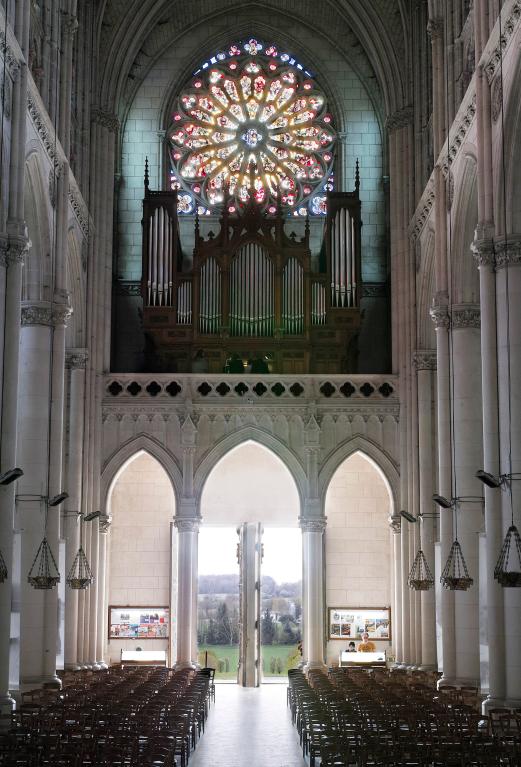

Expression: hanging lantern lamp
xmin=408 ymin=549 xmax=434 ymax=591
xmin=66 ymin=546 xmax=94 ymax=590
xmin=440 ymin=539 xmax=473 ymax=591
xmin=494 ymin=525 xmax=521 ymax=587
xmin=0 ymin=549 xmax=8 ymax=583
xmin=27 ymin=537 xmax=60 ymax=589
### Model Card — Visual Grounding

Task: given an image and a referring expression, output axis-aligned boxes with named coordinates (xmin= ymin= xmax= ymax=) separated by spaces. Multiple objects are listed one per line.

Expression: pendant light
xmin=66 ymin=543 xmax=94 ymax=589
xmin=28 ymin=532 xmax=60 ymax=590
xmin=408 ymin=549 xmax=435 ymax=591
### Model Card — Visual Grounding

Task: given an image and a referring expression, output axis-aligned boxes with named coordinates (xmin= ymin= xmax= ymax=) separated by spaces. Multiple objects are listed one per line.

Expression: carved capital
xmin=451 ymin=304 xmax=480 ymax=329
xmin=389 ymin=513 xmax=402 ymax=534
xmin=386 ymin=106 xmax=413 ymax=133
xmin=99 ymin=513 xmax=112 ymax=533
xmin=430 ymin=292 xmax=450 ymax=330
xmin=494 ymin=237 xmax=521 ymax=269
xmin=7 ymin=236 xmax=29 ymax=266
xmin=427 ymin=17 xmax=444 ymax=40
xmin=0 ymin=237 xmax=7 ymax=268
xmin=471 ymin=238 xmax=495 ymax=268
xmin=92 ymin=108 xmax=120 ymax=133
xmin=62 ymin=13 xmax=79 ymax=37
xmin=21 ymin=303 xmax=53 ymax=327
xmin=52 ymin=303 xmax=73 ymax=326
xmin=65 ymin=348 xmax=88 ymax=369
xmin=174 ymin=517 xmax=200 ymax=533
xmin=413 ymin=349 xmax=437 ymax=371
xmin=299 ymin=516 xmax=326 ymax=533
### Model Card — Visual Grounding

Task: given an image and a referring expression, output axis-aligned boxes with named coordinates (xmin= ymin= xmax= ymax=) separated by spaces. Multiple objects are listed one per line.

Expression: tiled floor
xmin=189 ymin=683 xmax=307 ymax=767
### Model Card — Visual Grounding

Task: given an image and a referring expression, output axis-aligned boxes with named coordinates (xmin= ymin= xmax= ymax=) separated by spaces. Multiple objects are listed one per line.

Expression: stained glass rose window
xmin=169 ymin=39 xmax=335 ymax=216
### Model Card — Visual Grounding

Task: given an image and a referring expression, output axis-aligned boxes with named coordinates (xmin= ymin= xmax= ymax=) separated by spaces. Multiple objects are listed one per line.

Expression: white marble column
xmin=174 ymin=516 xmax=199 ymax=669
xmin=495 ymin=239 xmax=521 ymax=708
xmin=431 ymin=292 xmax=457 ymax=685
xmin=96 ymin=515 xmax=111 ymax=669
xmin=63 ymin=350 xmax=87 ymax=671
xmin=18 ymin=302 xmax=69 ymax=688
xmin=472 ymin=237 xmax=505 ymax=708
xmin=451 ymin=305 xmax=483 ymax=686
xmin=87 ymin=519 xmax=100 ymax=670
xmin=300 ymin=516 xmax=326 ymax=670
xmin=389 ymin=513 xmax=403 ymax=664
xmin=414 ymin=350 xmax=438 ymax=670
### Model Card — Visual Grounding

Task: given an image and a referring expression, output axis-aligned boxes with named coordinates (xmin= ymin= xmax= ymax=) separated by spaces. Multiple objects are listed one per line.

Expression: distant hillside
xmin=198 ymin=573 xmax=301 ymax=597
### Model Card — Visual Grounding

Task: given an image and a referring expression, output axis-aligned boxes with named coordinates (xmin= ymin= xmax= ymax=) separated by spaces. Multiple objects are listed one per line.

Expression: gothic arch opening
xmin=199 ymin=440 xmax=301 ymax=683
xmin=324 ymin=450 xmax=393 ymax=666
xmin=105 ymin=450 xmax=177 ymax=665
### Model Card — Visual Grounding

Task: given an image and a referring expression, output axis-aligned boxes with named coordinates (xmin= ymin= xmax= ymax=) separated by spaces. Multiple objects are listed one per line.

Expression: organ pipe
xmin=146 ymin=206 xmax=175 ymax=307
xmin=312 ymin=282 xmax=326 ymax=325
xmin=230 ymin=243 xmax=274 ymax=336
xmin=330 ymin=208 xmax=356 ymax=308
xmin=199 ymin=257 xmax=221 ymax=334
xmin=282 ymin=257 xmax=304 ymax=334
xmin=177 ymin=282 xmax=192 ymax=325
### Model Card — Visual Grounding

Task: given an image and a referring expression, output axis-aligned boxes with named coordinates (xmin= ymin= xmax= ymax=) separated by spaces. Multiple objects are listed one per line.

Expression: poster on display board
xmin=108 ymin=606 xmax=169 ymax=640
xmin=328 ymin=607 xmax=391 ymax=641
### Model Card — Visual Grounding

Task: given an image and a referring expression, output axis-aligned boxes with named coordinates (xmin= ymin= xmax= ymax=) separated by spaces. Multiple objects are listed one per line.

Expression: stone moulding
xmin=412 ymin=350 xmax=437 ymax=371
xmin=299 ymin=517 xmax=327 ymax=533
xmin=174 ymin=517 xmax=200 ymax=533
xmin=451 ymin=304 xmax=481 ymax=329
xmin=484 ymin=0 xmax=521 ymax=84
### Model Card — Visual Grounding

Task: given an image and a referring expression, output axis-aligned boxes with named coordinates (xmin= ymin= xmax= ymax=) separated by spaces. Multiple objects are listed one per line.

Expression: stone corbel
xmin=65 ymin=348 xmax=88 ymax=369
xmin=98 ymin=513 xmax=112 ymax=533
xmin=388 ymin=512 xmax=402 ymax=534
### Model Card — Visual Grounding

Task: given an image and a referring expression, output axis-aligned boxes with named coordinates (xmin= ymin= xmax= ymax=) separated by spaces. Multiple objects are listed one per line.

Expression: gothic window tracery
xmin=168 ymin=39 xmax=335 ymax=217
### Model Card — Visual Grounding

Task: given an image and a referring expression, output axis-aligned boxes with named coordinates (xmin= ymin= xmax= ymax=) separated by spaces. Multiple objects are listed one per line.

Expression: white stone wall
xmin=107 ymin=452 xmax=176 ymax=664
xmin=324 ymin=451 xmax=392 ymax=666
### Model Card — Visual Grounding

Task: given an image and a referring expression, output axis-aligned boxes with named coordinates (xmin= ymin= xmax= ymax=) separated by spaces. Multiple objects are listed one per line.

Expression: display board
xmin=328 ymin=607 xmax=391 ymax=641
xmin=108 ymin=606 xmax=169 ymax=639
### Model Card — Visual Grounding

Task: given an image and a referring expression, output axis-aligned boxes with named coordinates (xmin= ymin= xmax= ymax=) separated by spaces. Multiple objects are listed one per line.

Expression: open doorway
xmin=199 ymin=440 xmax=301 ymax=684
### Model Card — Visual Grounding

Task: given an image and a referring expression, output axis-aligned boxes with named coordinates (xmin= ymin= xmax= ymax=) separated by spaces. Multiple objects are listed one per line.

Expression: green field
xmin=198 ymin=644 xmax=299 ymax=680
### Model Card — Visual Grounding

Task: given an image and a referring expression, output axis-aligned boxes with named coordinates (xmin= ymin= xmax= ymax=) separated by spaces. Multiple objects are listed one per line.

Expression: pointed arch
xmin=318 ymin=435 xmax=398 ymax=512
xmin=101 ymin=433 xmax=182 ymax=509
xmin=193 ymin=426 xmax=307 ymax=506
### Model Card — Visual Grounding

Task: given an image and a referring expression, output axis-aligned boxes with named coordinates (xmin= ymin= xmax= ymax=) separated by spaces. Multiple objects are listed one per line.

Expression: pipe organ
xmin=141 ymin=177 xmax=363 ymax=374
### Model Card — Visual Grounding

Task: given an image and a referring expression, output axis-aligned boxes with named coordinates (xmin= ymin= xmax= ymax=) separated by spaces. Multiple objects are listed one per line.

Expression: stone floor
xmin=189 ymin=683 xmax=307 ymax=767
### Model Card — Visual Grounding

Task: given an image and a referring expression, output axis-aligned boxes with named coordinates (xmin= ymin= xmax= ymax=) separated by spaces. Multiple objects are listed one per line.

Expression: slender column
xmin=87 ymin=520 xmax=100 ymax=670
xmin=389 ymin=514 xmax=402 ymax=665
xmin=414 ymin=350 xmax=438 ymax=670
xmin=430 ymin=293 xmax=456 ymax=685
xmin=472 ymin=239 xmax=505 ymax=707
xmin=0 ymin=0 xmax=31 ymax=714
xmin=63 ymin=350 xmax=87 ymax=671
xmin=495 ymin=240 xmax=521 ymax=708
xmin=0 ymin=240 xmax=27 ymax=714
xmin=451 ymin=305 xmax=483 ymax=686
xmin=96 ymin=515 xmax=111 ymax=669
xmin=174 ymin=516 xmax=199 ymax=669
xmin=300 ymin=516 xmax=326 ymax=670
xmin=18 ymin=303 xmax=69 ymax=688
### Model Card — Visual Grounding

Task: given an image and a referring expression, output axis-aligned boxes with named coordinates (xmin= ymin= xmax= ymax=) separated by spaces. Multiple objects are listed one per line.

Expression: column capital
xmin=0 ymin=236 xmax=7 ymax=267
xmin=21 ymin=300 xmax=72 ymax=327
xmin=299 ymin=516 xmax=326 ymax=533
xmin=471 ymin=237 xmax=495 ymax=268
xmin=7 ymin=235 xmax=30 ymax=266
xmin=389 ymin=513 xmax=401 ymax=534
xmin=494 ymin=237 xmax=521 ymax=269
xmin=91 ymin=108 xmax=120 ymax=133
xmin=174 ymin=517 xmax=200 ymax=533
xmin=98 ymin=513 xmax=112 ymax=533
xmin=65 ymin=348 xmax=88 ymax=369
xmin=385 ymin=106 xmax=413 ymax=133
xmin=430 ymin=291 xmax=450 ymax=330
xmin=451 ymin=303 xmax=480 ymax=329
xmin=427 ymin=17 xmax=444 ymax=40
xmin=413 ymin=349 xmax=437 ymax=371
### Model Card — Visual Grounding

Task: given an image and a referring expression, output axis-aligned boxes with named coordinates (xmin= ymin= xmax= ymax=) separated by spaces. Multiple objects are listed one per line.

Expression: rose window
xmin=169 ymin=39 xmax=335 ymax=216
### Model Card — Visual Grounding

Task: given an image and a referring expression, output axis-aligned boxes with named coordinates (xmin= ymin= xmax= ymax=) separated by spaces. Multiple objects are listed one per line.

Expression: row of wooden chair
xmin=0 ymin=666 xmax=213 ymax=766
xmin=287 ymin=667 xmax=521 ymax=766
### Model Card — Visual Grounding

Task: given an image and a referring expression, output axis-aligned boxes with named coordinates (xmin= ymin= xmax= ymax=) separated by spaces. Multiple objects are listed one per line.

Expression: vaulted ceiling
xmin=95 ymin=0 xmax=410 ymax=121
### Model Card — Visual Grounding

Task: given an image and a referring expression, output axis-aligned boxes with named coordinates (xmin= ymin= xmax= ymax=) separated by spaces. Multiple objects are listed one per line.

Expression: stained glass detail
xmin=169 ymin=39 xmax=335 ymax=215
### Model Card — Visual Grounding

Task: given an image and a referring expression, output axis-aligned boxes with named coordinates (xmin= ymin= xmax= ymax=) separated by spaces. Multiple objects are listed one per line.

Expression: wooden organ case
xmin=141 ymin=176 xmax=363 ymax=374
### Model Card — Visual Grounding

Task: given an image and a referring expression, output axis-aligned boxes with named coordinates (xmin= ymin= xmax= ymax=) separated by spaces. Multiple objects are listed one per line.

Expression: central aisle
xmin=189 ymin=683 xmax=306 ymax=767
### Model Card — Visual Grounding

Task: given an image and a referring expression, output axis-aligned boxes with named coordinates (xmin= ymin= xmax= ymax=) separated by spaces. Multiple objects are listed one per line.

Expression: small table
xmin=339 ymin=651 xmax=386 ymax=667
xmin=120 ymin=650 xmax=167 ymax=667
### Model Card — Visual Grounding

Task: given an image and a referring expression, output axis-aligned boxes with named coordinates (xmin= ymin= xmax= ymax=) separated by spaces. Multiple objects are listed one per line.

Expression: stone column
xmin=300 ymin=516 xmax=326 ymax=670
xmin=87 ymin=519 xmax=100 ymax=670
xmin=63 ymin=349 xmax=87 ymax=671
xmin=430 ymin=292 xmax=456 ymax=685
xmin=96 ymin=514 xmax=111 ymax=669
xmin=451 ymin=305 xmax=483 ymax=686
xmin=18 ymin=302 xmax=69 ymax=688
xmin=174 ymin=516 xmax=199 ymax=669
xmin=472 ymin=238 xmax=505 ymax=708
xmin=0 ymin=238 xmax=27 ymax=714
xmin=495 ymin=239 xmax=521 ymax=708
xmin=413 ymin=350 xmax=438 ymax=670
xmin=389 ymin=513 xmax=402 ymax=664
